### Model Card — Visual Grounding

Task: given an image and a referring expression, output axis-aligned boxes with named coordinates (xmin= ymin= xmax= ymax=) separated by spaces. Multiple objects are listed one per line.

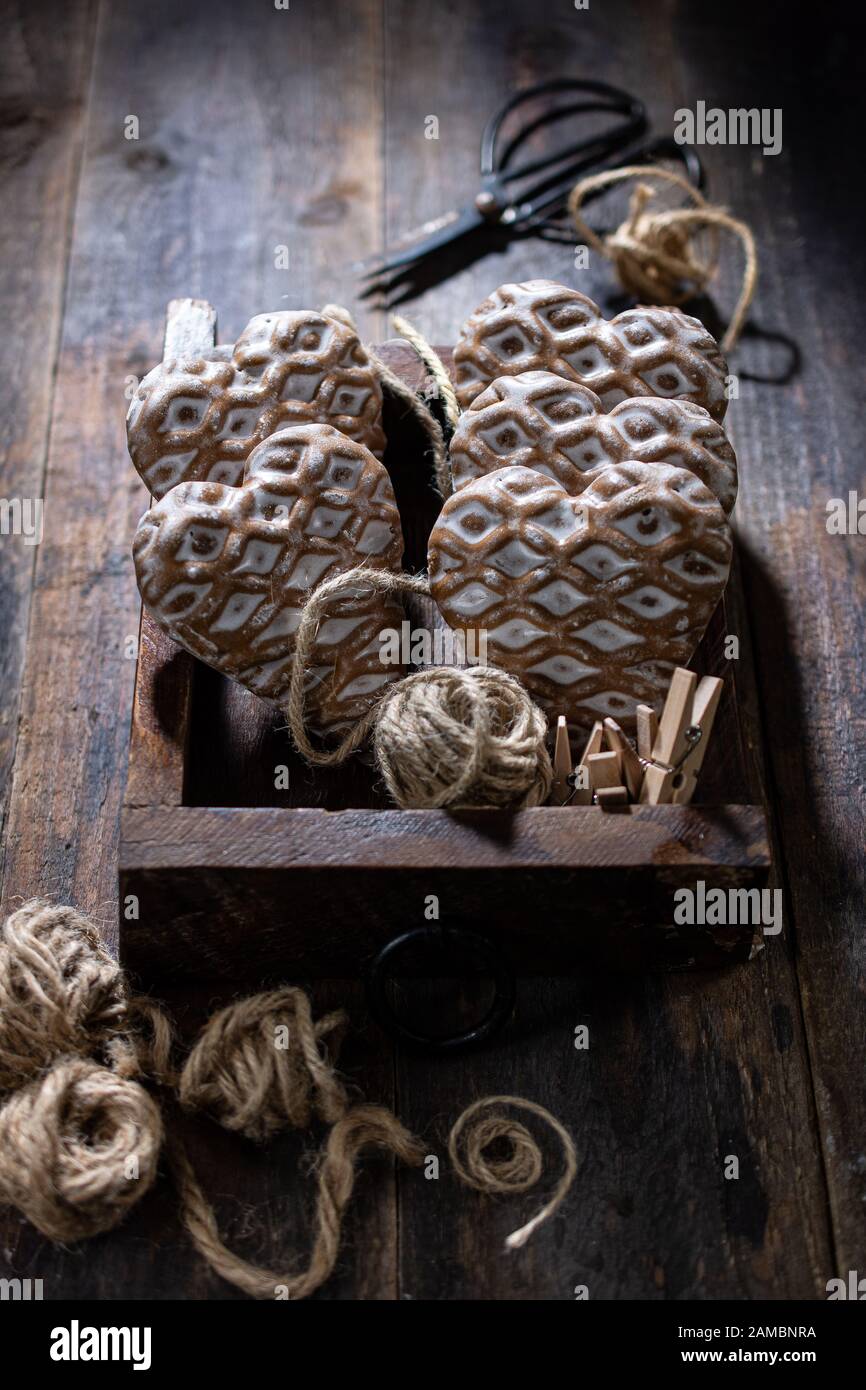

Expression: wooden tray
xmin=119 ymin=301 xmax=771 ymax=987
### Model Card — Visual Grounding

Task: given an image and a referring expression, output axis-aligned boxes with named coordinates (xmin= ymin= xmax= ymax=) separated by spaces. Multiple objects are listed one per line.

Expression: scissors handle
xmin=482 ymin=78 xmax=646 ymax=179
xmin=509 ymin=132 xmax=706 ymax=227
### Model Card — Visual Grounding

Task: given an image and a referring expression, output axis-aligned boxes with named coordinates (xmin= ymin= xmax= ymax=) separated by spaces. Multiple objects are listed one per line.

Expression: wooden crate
xmin=119 ymin=302 xmax=771 ymax=988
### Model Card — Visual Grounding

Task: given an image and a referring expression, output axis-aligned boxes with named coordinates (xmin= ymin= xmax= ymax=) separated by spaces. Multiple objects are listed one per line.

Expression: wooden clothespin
xmin=549 ymin=716 xmax=573 ymax=805
xmin=585 ymin=749 xmax=628 ymax=807
xmin=603 ymin=717 xmax=644 ymax=801
xmin=639 ymin=668 xmax=724 ymax=806
xmin=567 ymin=721 xmax=603 ymax=805
xmin=636 ymin=705 xmax=658 ymax=763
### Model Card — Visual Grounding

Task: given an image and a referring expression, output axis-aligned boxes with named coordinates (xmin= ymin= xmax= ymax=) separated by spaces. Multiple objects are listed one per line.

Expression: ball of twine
xmin=374 ymin=665 xmax=553 ymax=810
xmin=0 ymin=900 xmax=128 ymax=1094
xmin=0 ymin=1056 xmax=163 ymax=1241
xmin=178 ymin=987 xmax=350 ymax=1142
xmin=284 ymin=566 xmax=553 ymax=811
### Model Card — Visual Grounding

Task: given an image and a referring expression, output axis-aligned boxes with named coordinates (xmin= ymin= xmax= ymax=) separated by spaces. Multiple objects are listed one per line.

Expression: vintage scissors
xmin=360 ymin=78 xmax=703 ymax=299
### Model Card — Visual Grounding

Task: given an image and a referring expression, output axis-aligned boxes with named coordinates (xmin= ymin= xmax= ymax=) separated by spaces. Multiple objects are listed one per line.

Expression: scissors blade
xmin=358 ymin=204 xmax=485 ymax=280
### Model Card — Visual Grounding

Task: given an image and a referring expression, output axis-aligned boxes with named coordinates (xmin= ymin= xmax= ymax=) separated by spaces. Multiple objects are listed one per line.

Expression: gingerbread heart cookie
xmin=428 ymin=462 xmax=731 ymax=729
xmin=134 ymin=423 xmax=404 ymax=731
xmin=450 ymin=371 xmax=737 ymax=514
xmin=127 ymin=309 xmax=385 ymax=499
xmin=453 ymin=280 xmax=729 ymax=422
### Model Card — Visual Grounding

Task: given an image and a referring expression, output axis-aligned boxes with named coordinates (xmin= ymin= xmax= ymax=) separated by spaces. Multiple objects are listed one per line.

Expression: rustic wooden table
xmin=1 ymin=0 xmax=863 ymax=1300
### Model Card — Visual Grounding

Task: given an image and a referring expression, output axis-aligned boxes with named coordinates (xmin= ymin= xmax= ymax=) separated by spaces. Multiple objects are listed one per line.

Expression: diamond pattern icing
xmin=490 ymin=538 xmax=545 ymax=578
xmin=530 ymin=579 xmax=587 ymax=616
xmin=571 ymin=543 xmax=636 ymax=580
xmin=618 ymin=585 xmax=686 ymax=619
xmin=488 ymin=619 xmax=547 ymax=650
xmin=574 ymin=620 xmax=641 ymax=652
xmin=127 ymin=309 xmax=385 ymax=499
xmin=453 ymin=281 xmax=728 ymax=424
xmin=429 ymin=461 xmax=731 ymax=730
xmin=449 ymin=369 xmax=737 ymax=513
xmin=133 ymin=423 xmax=405 ymax=732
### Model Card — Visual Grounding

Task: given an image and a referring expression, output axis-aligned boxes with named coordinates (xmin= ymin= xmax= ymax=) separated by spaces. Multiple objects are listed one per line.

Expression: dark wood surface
xmin=1 ymin=0 xmax=863 ymax=1300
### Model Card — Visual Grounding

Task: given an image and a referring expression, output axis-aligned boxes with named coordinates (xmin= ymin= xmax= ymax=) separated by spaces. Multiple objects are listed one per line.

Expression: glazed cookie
xmin=450 ymin=371 xmax=737 ymax=514
xmin=134 ymin=423 xmax=404 ymax=732
xmin=453 ymin=280 xmax=729 ymax=422
xmin=429 ymin=461 xmax=731 ymax=730
xmin=127 ymin=308 xmax=385 ymax=499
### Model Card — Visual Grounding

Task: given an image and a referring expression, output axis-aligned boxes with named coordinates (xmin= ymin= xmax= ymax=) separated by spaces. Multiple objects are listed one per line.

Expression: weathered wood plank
xmin=0 ymin=0 xmax=392 ymax=1302
xmin=0 ymin=0 xmax=97 ymax=873
xmin=119 ymin=802 xmax=769 ymax=982
xmin=693 ymin=11 xmax=866 ymax=1284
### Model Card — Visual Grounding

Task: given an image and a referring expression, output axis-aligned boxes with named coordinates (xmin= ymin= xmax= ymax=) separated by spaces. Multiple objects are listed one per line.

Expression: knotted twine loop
xmin=448 ymin=1096 xmax=577 ymax=1251
xmin=374 ymin=666 xmax=553 ymax=810
xmin=283 ymin=565 xmax=432 ymax=767
xmin=0 ymin=901 xmax=423 ymax=1299
xmin=567 ymin=164 xmax=758 ymax=353
xmin=323 ymin=303 xmax=453 ymax=496
xmin=178 ymin=988 xmax=350 ymax=1141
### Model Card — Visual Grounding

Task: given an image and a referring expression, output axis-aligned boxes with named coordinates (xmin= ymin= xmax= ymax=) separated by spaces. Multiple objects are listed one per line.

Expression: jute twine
xmin=448 ymin=1095 xmax=578 ymax=1251
xmin=391 ymin=313 xmax=461 ymax=436
xmin=567 ymin=164 xmax=758 ymax=353
xmin=282 ymin=565 xmax=552 ymax=807
xmin=0 ymin=902 xmax=575 ymax=1290
xmin=0 ymin=900 xmax=424 ymax=1297
xmin=374 ymin=665 xmax=553 ymax=810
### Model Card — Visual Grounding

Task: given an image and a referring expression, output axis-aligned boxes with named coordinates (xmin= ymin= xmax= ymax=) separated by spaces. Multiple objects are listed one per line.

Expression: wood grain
xmin=0 ymin=0 xmax=97 ymax=877
xmin=1 ymin=0 xmax=862 ymax=1302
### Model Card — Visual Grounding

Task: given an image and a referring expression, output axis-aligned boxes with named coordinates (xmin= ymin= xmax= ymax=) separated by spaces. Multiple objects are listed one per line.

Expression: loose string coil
xmin=448 ymin=1095 xmax=578 ymax=1251
xmin=0 ymin=900 xmax=424 ymax=1298
xmin=282 ymin=565 xmax=552 ymax=807
xmin=567 ymin=164 xmax=758 ymax=353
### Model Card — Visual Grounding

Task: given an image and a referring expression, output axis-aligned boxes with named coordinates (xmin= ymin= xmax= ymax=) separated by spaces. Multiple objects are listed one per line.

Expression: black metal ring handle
xmin=365 ymin=926 xmax=516 ymax=1052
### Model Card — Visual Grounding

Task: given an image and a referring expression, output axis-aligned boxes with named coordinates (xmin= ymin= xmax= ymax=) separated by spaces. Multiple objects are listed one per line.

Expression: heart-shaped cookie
xmin=453 ymin=280 xmax=729 ymax=422
xmin=450 ymin=371 xmax=738 ymax=514
xmin=127 ymin=309 xmax=385 ymax=499
xmin=133 ymin=423 xmax=404 ymax=731
xmin=428 ymin=462 xmax=731 ymax=729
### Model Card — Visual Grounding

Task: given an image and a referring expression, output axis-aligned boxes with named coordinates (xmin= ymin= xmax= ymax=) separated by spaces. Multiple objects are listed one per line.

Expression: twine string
xmin=0 ymin=902 xmax=576 ymax=1289
xmin=448 ymin=1095 xmax=577 ymax=1251
xmin=391 ymin=313 xmax=461 ymax=435
xmin=373 ymin=665 xmax=553 ymax=810
xmin=0 ymin=900 xmax=423 ymax=1299
xmin=282 ymin=566 xmax=432 ymax=767
xmin=567 ymin=164 xmax=758 ymax=353
xmin=282 ymin=565 xmax=552 ymax=808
